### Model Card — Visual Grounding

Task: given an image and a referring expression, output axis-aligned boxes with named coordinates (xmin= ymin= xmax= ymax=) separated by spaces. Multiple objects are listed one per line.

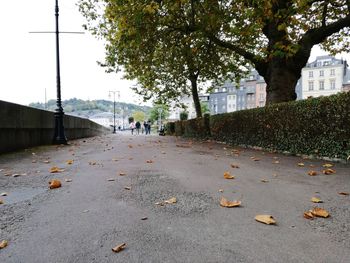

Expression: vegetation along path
xmin=0 ymin=133 xmax=349 ymax=262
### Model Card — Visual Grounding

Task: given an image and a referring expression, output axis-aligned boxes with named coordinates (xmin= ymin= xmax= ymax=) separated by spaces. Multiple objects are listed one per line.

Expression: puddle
xmin=0 ymin=187 xmax=46 ymax=205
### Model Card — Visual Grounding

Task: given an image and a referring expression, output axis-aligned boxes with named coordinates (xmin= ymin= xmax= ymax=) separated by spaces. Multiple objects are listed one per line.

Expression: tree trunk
xmin=190 ymin=75 xmax=202 ymax=118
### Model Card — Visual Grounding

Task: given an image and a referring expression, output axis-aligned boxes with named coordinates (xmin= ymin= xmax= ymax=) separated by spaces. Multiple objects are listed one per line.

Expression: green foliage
xmin=201 ymin=102 xmax=210 ymax=114
xmin=128 ymin=116 xmax=134 ymax=124
xmin=132 ymin=111 xmax=146 ymax=122
xmin=149 ymin=104 xmax=169 ymax=123
xmin=174 ymin=92 xmax=350 ymax=160
xmin=166 ymin=122 xmax=175 ymax=135
xmin=180 ymin=111 xmax=189 ymax=121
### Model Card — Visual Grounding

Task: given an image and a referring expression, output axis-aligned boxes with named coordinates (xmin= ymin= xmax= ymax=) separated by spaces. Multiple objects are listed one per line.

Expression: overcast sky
xmin=0 ymin=0 xmax=349 ymax=107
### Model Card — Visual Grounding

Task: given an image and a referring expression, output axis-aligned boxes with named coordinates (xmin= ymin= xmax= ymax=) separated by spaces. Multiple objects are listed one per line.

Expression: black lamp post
xmin=109 ymin=90 xmax=120 ymax=133
xmin=53 ymin=0 xmax=67 ymax=144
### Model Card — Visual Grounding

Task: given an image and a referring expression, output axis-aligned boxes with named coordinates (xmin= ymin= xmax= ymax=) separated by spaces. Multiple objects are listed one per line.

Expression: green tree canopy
xmin=149 ymin=104 xmax=170 ymax=123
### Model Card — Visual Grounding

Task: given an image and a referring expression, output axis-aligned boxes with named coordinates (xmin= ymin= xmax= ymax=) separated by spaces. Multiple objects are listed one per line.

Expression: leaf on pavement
xmin=303 ymin=211 xmax=315 ymax=219
xmin=0 ymin=240 xmax=8 ymax=249
xmin=66 ymin=160 xmax=74 ymax=165
xmin=220 ymin=197 xmax=241 ymax=208
xmin=224 ymin=172 xmax=235 ymax=179
xmin=112 ymin=243 xmax=126 ymax=253
xmin=1 ymin=192 xmax=7 ymax=196
xmin=50 ymin=166 xmax=64 ymax=173
xmin=261 ymin=179 xmax=269 ymax=183
xmin=255 ymin=215 xmax=276 ymax=225
xmin=230 ymin=164 xmax=239 ymax=168
xmin=218 ymin=189 xmax=224 ymax=193
xmin=311 ymin=207 xmax=329 ymax=218
xmin=251 ymin=157 xmax=260 ymax=161
xmin=297 ymin=163 xmax=305 ymax=167
xmin=107 ymin=178 xmax=115 ymax=181
xmin=322 ymin=163 xmax=334 ymax=168
xmin=65 ymin=179 xmax=72 ymax=182
xmin=141 ymin=217 xmax=148 ymax=220
xmin=311 ymin=197 xmax=323 ymax=203
xmin=322 ymin=168 xmax=336 ymax=175
xmin=49 ymin=179 xmax=61 ymax=189
xmin=338 ymin=192 xmax=349 ymax=196
xmin=124 ymin=186 xmax=131 ymax=190
xmin=164 ymin=197 xmax=177 ymax=204
xmin=89 ymin=161 xmax=97 ymax=165
xmin=43 ymin=160 xmax=51 ymax=164
xmin=273 ymin=160 xmax=280 ymax=164
xmin=308 ymin=170 xmax=318 ymax=176
xmin=146 ymin=160 xmax=154 ymax=163
xmin=0 ymin=199 xmax=4 ymax=205
xmin=128 ymin=144 xmax=133 ymax=148
xmin=119 ymin=172 xmax=126 ymax=176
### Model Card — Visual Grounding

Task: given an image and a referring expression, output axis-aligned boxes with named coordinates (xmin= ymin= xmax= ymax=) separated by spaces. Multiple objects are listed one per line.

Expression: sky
xmin=0 ymin=1 xmax=349 ymax=107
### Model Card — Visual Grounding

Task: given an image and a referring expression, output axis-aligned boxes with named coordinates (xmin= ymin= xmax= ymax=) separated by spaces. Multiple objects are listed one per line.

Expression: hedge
xmin=168 ymin=92 xmax=350 ymax=160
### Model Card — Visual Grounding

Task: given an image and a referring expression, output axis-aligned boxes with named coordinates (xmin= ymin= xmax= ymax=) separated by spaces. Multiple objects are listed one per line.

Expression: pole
xmin=53 ymin=0 xmax=67 ymax=144
xmin=109 ymin=90 xmax=120 ymax=133
xmin=113 ymin=93 xmax=116 ymax=133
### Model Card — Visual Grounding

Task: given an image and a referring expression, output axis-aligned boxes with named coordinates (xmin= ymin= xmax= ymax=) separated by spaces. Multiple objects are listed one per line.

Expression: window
xmin=222 ymin=97 xmax=225 ymax=101
xmin=215 ymin=88 xmax=218 ymax=92
xmin=330 ymin=80 xmax=336 ymax=90
xmin=228 ymin=104 xmax=231 ymax=108
xmin=330 ymin=69 xmax=335 ymax=76
xmin=222 ymin=87 xmax=227 ymax=92
xmin=319 ymin=81 xmax=324 ymax=90
xmin=308 ymin=81 xmax=314 ymax=91
xmin=319 ymin=70 xmax=324 ymax=77
xmin=309 ymin=71 xmax=313 ymax=78
xmin=260 ymin=94 xmax=264 ymax=100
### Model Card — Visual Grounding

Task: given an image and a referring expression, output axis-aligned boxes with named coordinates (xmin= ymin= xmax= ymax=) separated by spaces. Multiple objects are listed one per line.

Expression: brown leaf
xmin=311 ymin=207 xmax=329 ymax=218
xmin=119 ymin=172 xmax=126 ymax=176
xmin=146 ymin=160 xmax=153 ymax=163
xmin=43 ymin=160 xmax=51 ymax=164
xmin=311 ymin=197 xmax=323 ymax=203
xmin=224 ymin=172 xmax=235 ymax=179
xmin=322 ymin=163 xmax=334 ymax=168
xmin=322 ymin=168 xmax=336 ymax=175
xmin=218 ymin=189 xmax=224 ymax=193
xmin=308 ymin=171 xmax=318 ymax=176
xmin=297 ymin=163 xmax=305 ymax=167
xmin=1 ymin=192 xmax=8 ymax=196
xmin=50 ymin=166 xmax=64 ymax=173
xmin=164 ymin=197 xmax=177 ymax=204
xmin=303 ymin=211 xmax=315 ymax=219
xmin=273 ymin=160 xmax=280 ymax=164
xmin=65 ymin=179 xmax=72 ymax=182
xmin=0 ymin=240 xmax=8 ymax=249
xmin=261 ymin=179 xmax=269 ymax=183
xmin=124 ymin=186 xmax=131 ymax=190
xmin=251 ymin=157 xmax=260 ymax=161
xmin=128 ymin=144 xmax=133 ymax=148
xmin=0 ymin=199 xmax=4 ymax=205
xmin=49 ymin=179 xmax=61 ymax=189
xmin=141 ymin=217 xmax=148 ymax=220
xmin=230 ymin=164 xmax=240 ymax=168
xmin=89 ymin=161 xmax=97 ymax=165
xmin=66 ymin=160 xmax=74 ymax=165
xmin=107 ymin=178 xmax=115 ymax=181
xmin=338 ymin=192 xmax=349 ymax=196
xmin=255 ymin=215 xmax=276 ymax=225
xmin=220 ymin=197 xmax=241 ymax=208
xmin=112 ymin=243 xmax=126 ymax=253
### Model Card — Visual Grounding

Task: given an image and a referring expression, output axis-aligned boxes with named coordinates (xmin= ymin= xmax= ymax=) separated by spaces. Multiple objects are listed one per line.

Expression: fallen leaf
xmin=322 ymin=168 xmax=336 ymax=175
xmin=322 ymin=163 xmax=334 ymax=168
xmin=49 ymin=179 xmax=61 ymax=189
xmin=119 ymin=172 xmax=126 ymax=176
xmin=311 ymin=197 xmax=323 ymax=203
xmin=112 ymin=158 xmax=119 ymax=162
xmin=0 ymin=199 xmax=3 ymax=205
xmin=261 ymin=179 xmax=269 ymax=183
xmin=297 ymin=163 xmax=305 ymax=167
xmin=50 ymin=166 xmax=64 ymax=173
xmin=251 ymin=157 xmax=260 ymax=161
xmin=128 ymin=144 xmax=133 ymax=148
xmin=66 ymin=160 xmax=74 ymax=165
xmin=43 ymin=160 xmax=50 ymax=164
xmin=146 ymin=160 xmax=153 ymax=163
xmin=89 ymin=161 xmax=97 ymax=165
xmin=230 ymin=164 xmax=240 ymax=168
xmin=309 ymin=164 xmax=315 ymax=168
xmin=141 ymin=217 xmax=148 ymax=220
xmin=255 ymin=215 xmax=276 ymax=225
xmin=161 ymin=151 xmax=166 ymax=154
xmin=83 ymin=210 xmax=89 ymax=213
xmin=112 ymin=243 xmax=126 ymax=253
xmin=12 ymin=173 xmax=21 ymax=177
xmin=65 ymin=179 xmax=72 ymax=182
xmin=155 ymin=202 xmax=164 ymax=206
xmin=124 ymin=186 xmax=131 ymax=190
xmin=338 ymin=192 xmax=349 ymax=196
xmin=308 ymin=171 xmax=318 ymax=176
xmin=311 ymin=207 xmax=329 ymax=218
xmin=303 ymin=211 xmax=315 ymax=219
xmin=0 ymin=240 xmax=8 ymax=249
xmin=218 ymin=189 xmax=224 ymax=193
xmin=164 ymin=197 xmax=177 ymax=204
xmin=273 ymin=161 xmax=280 ymax=164
xmin=272 ymin=173 xmax=278 ymax=177
xmin=224 ymin=172 xmax=235 ymax=179
xmin=32 ymin=160 xmax=37 ymax=163
xmin=107 ymin=178 xmax=115 ymax=181
xmin=1 ymin=192 xmax=8 ymax=196
xmin=220 ymin=197 xmax=241 ymax=208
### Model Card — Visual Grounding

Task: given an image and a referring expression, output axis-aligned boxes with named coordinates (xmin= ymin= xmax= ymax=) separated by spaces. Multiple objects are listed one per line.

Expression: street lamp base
xmin=53 ymin=110 xmax=68 ymax=145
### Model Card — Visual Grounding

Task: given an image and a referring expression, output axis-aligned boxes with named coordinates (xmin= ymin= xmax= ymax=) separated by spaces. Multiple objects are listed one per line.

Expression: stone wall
xmin=0 ymin=100 xmax=110 ymax=153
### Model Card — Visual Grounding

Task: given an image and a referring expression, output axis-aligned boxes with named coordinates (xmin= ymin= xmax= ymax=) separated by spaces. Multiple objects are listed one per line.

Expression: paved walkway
xmin=0 ymin=133 xmax=349 ymax=262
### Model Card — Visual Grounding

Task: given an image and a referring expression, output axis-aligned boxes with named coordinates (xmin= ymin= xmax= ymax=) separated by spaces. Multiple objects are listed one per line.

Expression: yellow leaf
xmin=255 ymin=215 xmax=276 ymax=225
xmin=49 ymin=179 xmax=61 ymax=189
xmin=308 ymin=171 xmax=318 ymax=176
xmin=66 ymin=160 xmax=74 ymax=165
xmin=322 ymin=163 xmax=333 ymax=168
xmin=303 ymin=211 xmax=315 ymax=219
xmin=164 ymin=197 xmax=177 ymax=204
xmin=0 ymin=240 xmax=8 ymax=249
xmin=50 ymin=166 xmax=64 ymax=173
xmin=311 ymin=197 xmax=323 ymax=203
xmin=297 ymin=163 xmax=305 ymax=167
xmin=311 ymin=207 xmax=329 ymax=218
xmin=220 ymin=197 xmax=241 ymax=208
xmin=224 ymin=172 xmax=235 ymax=179
xmin=112 ymin=243 xmax=126 ymax=253
xmin=322 ymin=168 xmax=336 ymax=175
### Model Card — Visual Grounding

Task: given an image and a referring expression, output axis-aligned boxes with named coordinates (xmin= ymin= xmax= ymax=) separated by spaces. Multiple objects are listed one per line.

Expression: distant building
xmin=301 ymin=55 xmax=349 ymax=99
xmin=168 ymin=94 xmax=210 ymax=120
xmin=89 ymin=112 xmax=123 ymax=128
xmin=210 ymin=85 xmax=228 ymax=115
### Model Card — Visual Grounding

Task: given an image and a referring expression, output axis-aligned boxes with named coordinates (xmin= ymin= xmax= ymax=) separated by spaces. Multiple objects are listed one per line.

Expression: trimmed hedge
xmin=169 ymin=92 xmax=350 ymax=160
xmin=166 ymin=122 xmax=175 ymax=135
xmin=182 ymin=114 xmax=211 ymax=139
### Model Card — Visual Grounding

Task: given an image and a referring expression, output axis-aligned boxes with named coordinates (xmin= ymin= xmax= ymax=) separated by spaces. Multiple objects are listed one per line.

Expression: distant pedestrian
xmin=135 ymin=121 xmax=141 ymax=135
xmin=147 ymin=120 xmax=152 ymax=135
xmin=144 ymin=121 xmax=148 ymax=135
xmin=130 ymin=121 xmax=135 ymax=135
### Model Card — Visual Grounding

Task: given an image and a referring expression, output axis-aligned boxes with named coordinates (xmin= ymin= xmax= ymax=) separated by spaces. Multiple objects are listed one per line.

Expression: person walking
xmin=144 ymin=121 xmax=148 ymax=135
xmin=147 ymin=120 xmax=152 ymax=135
xmin=135 ymin=121 xmax=141 ymax=135
xmin=130 ymin=121 xmax=136 ymax=135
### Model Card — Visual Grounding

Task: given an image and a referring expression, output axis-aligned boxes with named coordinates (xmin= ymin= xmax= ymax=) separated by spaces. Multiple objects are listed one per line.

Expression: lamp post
xmin=108 ymin=90 xmax=120 ymax=133
xmin=158 ymin=108 xmax=163 ymax=131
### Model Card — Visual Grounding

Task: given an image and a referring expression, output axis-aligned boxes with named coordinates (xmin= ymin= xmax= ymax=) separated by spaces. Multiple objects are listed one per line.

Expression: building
xmin=89 ymin=112 xmax=124 ymax=128
xmin=168 ymin=94 xmax=210 ymax=120
xmin=210 ymin=85 xmax=228 ymax=115
xmin=301 ymin=55 xmax=349 ymax=99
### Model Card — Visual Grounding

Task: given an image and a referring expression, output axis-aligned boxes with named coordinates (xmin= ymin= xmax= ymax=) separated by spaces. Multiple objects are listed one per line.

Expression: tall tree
xmin=78 ymin=0 xmax=247 ymax=117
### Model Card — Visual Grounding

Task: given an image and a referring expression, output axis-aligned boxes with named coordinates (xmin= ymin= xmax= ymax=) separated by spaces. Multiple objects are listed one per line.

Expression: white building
xmin=169 ymin=94 xmax=210 ymax=120
xmin=89 ymin=112 xmax=124 ymax=128
xmin=301 ymin=55 xmax=349 ymax=99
